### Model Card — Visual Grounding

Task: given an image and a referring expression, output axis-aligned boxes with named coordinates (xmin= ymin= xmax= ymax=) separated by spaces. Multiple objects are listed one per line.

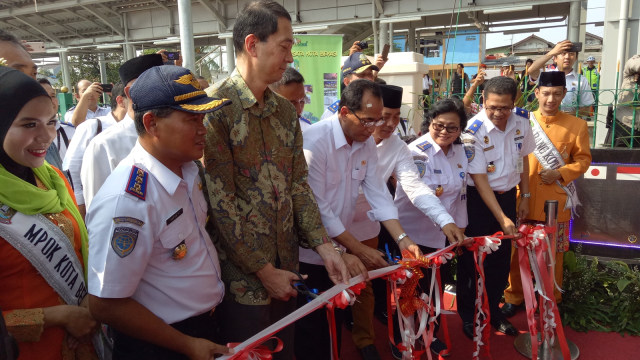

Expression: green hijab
xmin=0 ymin=162 xmax=89 ymax=277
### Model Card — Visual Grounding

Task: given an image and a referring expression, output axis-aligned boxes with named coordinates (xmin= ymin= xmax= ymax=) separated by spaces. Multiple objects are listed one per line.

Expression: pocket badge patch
xmin=111 ymin=227 xmax=139 ymax=258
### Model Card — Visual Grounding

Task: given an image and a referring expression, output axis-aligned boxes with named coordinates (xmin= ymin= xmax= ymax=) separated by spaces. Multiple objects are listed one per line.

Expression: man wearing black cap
xmin=202 ymin=2 xmax=351 ymax=358
xmin=502 ymin=71 xmax=591 ymax=317
xmin=81 ymin=54 xmax=164 ymax=209
xmin=87 ymin=65 xmax=232 ymax=359
xmin=320 ymin=52 xmax=381 ymax=120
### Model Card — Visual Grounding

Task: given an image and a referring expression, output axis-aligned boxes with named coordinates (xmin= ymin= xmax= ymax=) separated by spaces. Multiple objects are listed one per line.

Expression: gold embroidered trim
xmin=174 ymin=90 xmax=206 ymax=102
xmin=179 ymin=99 xmax=230 ymax=111
xmin=4 ymin=308 xmax=45 ymax=342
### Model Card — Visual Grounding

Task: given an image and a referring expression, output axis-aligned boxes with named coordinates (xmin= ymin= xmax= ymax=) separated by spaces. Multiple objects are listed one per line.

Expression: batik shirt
xmin=204 ymin=70 xmax=329 ymax=306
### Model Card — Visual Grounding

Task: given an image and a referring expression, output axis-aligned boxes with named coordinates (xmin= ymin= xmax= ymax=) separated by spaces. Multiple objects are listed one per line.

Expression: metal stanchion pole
xmin=514 ymin=200 xmax=579 ymax=359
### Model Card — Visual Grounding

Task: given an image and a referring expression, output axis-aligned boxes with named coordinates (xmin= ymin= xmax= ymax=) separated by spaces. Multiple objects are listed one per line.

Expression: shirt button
xmin=546 ymin=125 xmax=550 ymax=128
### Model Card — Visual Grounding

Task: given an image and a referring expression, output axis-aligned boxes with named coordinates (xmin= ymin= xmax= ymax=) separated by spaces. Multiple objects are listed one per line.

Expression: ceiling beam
xmin=80 ymin=5 xmax=125 ymax=37
xmin=198 ymin=0 xmax=227 ymax=30
xmin=12 ymin=15 xmax=64 ymax=45
xmin=374 ymin=0 xmax=384 ymax=14
xmin=343 ymin=27 xmax=374 ymax=50
xmin=0 ymin=0 xmax=107 ymax=19
xmin=39 ymin=14 xmax=91 ymax=39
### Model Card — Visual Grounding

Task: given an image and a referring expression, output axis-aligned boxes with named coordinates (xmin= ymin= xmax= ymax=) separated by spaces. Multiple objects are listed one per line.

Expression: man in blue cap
xmin=87 ymin=65 xmax=232 ymax=359
xmin=320 ymin=52 xmax=381 ymax=120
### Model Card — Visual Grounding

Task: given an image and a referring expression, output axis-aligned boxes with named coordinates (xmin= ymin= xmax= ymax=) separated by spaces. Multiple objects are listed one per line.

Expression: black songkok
xmin=118 ymin=54 xmax=164 ymax=85
xmin=379 ymin=84 xmax=403 ymax=109
xmin=539 ymin=71 xmax=566 ymax=88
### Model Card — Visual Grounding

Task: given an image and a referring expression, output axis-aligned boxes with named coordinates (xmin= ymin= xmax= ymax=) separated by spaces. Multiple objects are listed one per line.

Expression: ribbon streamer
xmin=517 ymin=224 xmax=571 ymax=360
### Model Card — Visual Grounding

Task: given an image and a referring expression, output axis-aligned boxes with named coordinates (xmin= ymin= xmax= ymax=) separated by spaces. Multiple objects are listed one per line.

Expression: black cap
xmin=539 ymin=71 xmax=566 ymax=88
xmin=118 ymin=54 xmax=164 ymax=85
xmin=130 ymin=65 xmax=231 ymax=114
xmin=342 ymin=52 xmax=379 ymax=77
xmin=379 ymin=84 xmax=403 ymax=109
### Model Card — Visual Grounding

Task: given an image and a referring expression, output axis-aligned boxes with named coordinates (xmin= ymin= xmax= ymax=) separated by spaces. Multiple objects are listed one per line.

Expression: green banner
xmin=291 ymin=34 xmax=343 ymax=123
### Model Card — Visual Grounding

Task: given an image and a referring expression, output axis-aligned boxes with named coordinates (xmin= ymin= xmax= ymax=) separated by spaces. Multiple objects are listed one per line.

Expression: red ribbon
xmin=516 ymin=224 xmax=570 ymax=360
xmin=228 ymin=337 xmax=283 ymax=360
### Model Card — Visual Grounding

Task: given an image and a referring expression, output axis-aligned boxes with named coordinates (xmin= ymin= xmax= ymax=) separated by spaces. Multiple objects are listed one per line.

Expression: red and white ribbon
xmin=517 ymin=224 xmax=570 ymax=360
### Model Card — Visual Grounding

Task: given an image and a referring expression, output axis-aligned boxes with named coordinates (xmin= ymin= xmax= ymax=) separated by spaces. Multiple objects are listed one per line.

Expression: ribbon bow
xmin=228 ymin=337 xmax=283 ymax=360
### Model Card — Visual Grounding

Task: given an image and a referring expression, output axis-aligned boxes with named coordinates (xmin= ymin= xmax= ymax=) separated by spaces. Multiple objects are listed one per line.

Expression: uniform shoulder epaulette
xmin=465 ymin=119 xmax=483 ymax=135
xmin=416 ymin=141 xmax=432 ymax=152
xmin=327 ymin=100 xmax=340 ymax=113
xmin=300 ymin=116 xmax=312 ymax=125
xmin=125 ymin=165 xmax=148 ymax=201
xmin=66 ymin=105 xmax=76 ymax=112
xmin=60 ymin=121 xmax=75 ymax=128
xmin=514 ymin=107 xmax=530 ymax=119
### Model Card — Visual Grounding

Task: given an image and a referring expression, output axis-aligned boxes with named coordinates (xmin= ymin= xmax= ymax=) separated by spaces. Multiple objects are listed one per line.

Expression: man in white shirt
xmin=457 ymin=76 xmax=535 ymax=339
xmin=63 ymin=82 xmax=127 ymax=215
xmin=269 ymin=67 xmax=312 ymax=131
xmin=64 ymin=79 xmax=111 ymax=126
xmin=527 ymin=40 xmax=594 ymax=116
xmin=81 ymin=54 xmax=164 ymax=209
xmin=296 ymin=79 xmax=420 ymax=360
xmin=87 ymin=65 xmax=232 ymax=359
xmin=422 ymin=73 xmax=432 ymax=96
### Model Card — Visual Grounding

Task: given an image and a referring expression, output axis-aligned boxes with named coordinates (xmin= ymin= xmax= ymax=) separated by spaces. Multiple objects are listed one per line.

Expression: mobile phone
xmin=381 ymin=44 xmax=390 ymax=61
xmin=569 ymin=42 xmax=582 ymax=53
xmin=24 ymin=41 xmax=45 ymax=53
xmin=166 ymin=51 xmax=180 ymax=61
xmin=100 ymin=84 xmax=113 ymax=92
xmin=484 ymin=69 xmax=501 ymax=79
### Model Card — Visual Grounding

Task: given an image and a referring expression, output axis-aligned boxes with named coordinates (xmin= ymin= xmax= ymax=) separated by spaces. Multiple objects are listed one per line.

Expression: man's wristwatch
xmin=520 ymin=192 xmax=531 ymax=198
xmin=396 ymin=233 xmax=408 ymax=243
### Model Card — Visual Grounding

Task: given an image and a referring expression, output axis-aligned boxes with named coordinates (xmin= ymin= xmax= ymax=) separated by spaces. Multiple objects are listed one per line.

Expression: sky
xmin=485 ymin=0 xmax=605 ymax=47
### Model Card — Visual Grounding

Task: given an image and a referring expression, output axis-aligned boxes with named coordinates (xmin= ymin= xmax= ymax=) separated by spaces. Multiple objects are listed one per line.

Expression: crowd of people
xmin=4 ymin=1 xmax=626 ymax=359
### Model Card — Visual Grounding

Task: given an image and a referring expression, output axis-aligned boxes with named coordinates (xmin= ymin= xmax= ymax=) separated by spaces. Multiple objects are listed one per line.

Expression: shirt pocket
xmin=159 ymin=214 xmax=194 ymax=258
xmin=352 ymin=167 xmax=366 ymax=181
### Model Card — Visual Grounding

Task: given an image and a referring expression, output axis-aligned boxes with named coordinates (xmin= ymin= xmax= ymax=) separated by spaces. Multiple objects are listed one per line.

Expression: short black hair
xmin=37 ymin=78 xmax=52 ymax=86
xmin=339 ymin=79 xmax=381 ymax=112
xmin=423 ymin=98 xmax=467 ymax=143
xmin=233 ymin=0 xmax=291 ymax=54
xmin=457 ymin=63 xmax=464 ymax=68
xmin=110 ymin=82 xmax=125 ymax=109
xmin=270 ymin=67 xmax=304 ymax=90
xmin=0 ymin=29 xmax=22 ymax=46
xmin=526 ymin=58 xmax=534 ymax=64
xmin=133 ymin=107 xmax=174 ymax=136
xmin=483 ymin=76 xmax=517 ymax=101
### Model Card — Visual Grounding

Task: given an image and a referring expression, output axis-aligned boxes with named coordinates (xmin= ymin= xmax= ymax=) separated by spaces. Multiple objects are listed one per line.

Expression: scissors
xmin=292 ymin=271 xmax=319 ymax=302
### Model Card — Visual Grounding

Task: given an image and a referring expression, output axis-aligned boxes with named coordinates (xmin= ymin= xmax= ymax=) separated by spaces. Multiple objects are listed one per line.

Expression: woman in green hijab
xmin=0 ymin=67 xmax=98 ymax=359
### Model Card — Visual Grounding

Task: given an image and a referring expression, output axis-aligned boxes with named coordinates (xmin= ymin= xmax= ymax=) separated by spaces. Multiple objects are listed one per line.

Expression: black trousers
xmin=112 ymin=310 xmax=220 ymax=360
xmin=456 ymin=186 xmax=516 ymax=325
xmin=294 ymin=262 xmax=345 ymax=360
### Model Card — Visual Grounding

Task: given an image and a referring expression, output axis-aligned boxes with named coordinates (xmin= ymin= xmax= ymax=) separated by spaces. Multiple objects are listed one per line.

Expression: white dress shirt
xmin=81 ymin=114 xmax=137 ymax=209
xmin=395 ymin=133 xmax=468 ymax=249
xmin=350 ymin=134 xmax=455 ymax=241
xmin=462 ymin=109 xmax=535 ymax=191
xmin=87 ymin=142 xmax=224 ymax=324
xmin=300 ymin=114 xmax=398 ymax=265
xmin=63 ymin=112 xmax=117 ymax=204
xmin=64 ymin=104 xmax=111 ymax=124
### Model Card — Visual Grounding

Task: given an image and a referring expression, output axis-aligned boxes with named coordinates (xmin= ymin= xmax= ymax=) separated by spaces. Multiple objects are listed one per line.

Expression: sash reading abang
xmin=529 ymin=113 xmax=581 ymax=218
xmin=0 ymin=210 xmax=87 ymax=306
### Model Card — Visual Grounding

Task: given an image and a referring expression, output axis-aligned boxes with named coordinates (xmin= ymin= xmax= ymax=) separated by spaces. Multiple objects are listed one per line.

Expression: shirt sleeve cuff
xmin=366 ymin=207 xmax=398 ymax=222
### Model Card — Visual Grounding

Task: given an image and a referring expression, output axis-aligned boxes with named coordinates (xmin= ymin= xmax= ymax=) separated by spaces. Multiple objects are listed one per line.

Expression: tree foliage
xmin=55 ymin=52 xmax=123 ymax=91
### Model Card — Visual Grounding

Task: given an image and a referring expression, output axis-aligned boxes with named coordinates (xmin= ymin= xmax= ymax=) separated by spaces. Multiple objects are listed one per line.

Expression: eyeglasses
xmin=485 ymin=106 xmax=513 ymax=113
xmin=349 ymin=108 xmax=385 ymax=128
xmin=431 ymin=122 xmax=460 ymax=133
